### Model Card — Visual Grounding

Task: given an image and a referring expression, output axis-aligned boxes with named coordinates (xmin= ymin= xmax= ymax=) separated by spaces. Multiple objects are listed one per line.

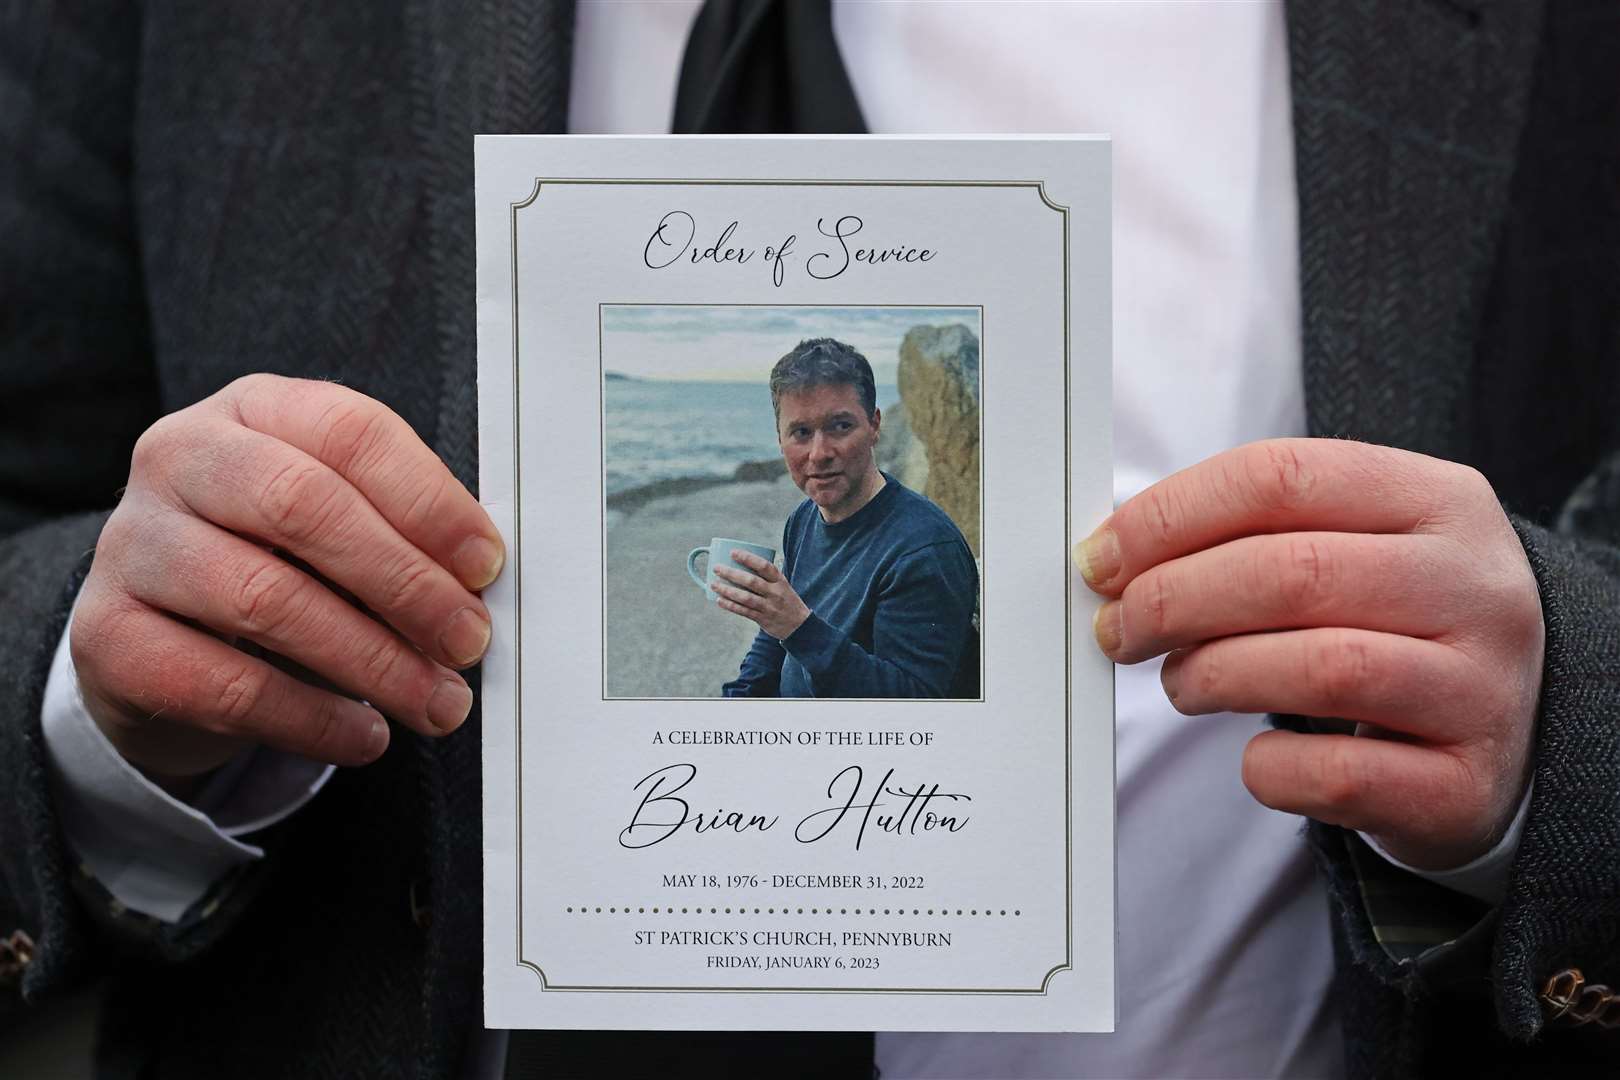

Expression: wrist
xmin=779 ymin=605 xmax=811 ymax=641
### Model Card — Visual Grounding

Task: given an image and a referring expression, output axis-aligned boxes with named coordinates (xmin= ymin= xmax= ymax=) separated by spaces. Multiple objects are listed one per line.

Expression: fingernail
xmin=1074 ymin=528 xmax=1121 ymax=586
xmin=427 ymin=678 xmax=473 ymax=732
xmin=1159 ymin=650 xmax=1183 ymax=703
xmin=365 ymin=712 xmax=390 ymax=761
xmin=1093 ymin=601 xmax=1123 ymax=657
xmin=440 ymin=607 xmax=492 ymax=667
xmin=453 ymin=535 xmax=506 ymax=590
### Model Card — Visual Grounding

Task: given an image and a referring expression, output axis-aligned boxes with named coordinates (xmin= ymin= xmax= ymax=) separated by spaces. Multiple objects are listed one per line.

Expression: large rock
xmin=896 ymin=324 xmax=980 ymax=554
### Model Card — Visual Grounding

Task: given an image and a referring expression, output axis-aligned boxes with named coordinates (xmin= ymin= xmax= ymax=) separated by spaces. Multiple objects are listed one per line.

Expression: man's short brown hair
xmin=768 ymin=338 xmax=877 ymax=420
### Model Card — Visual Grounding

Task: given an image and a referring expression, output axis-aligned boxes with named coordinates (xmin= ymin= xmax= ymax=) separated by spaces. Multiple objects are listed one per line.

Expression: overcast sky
xmin=600 ymin=305 xmax=979 ymax=383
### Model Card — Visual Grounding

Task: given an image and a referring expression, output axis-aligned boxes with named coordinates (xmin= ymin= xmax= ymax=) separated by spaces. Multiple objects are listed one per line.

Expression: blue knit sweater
xmin=722 ymin=475 xmax=978 ymax=698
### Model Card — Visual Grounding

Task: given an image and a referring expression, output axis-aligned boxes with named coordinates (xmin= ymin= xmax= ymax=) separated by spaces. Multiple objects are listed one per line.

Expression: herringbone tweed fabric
xmin=0 ymin=1 xmax=1616 ymax=1077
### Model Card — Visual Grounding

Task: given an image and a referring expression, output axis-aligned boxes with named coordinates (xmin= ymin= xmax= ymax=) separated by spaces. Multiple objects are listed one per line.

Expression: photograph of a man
xmin=715 ymin=338 xmax=979 ymax=699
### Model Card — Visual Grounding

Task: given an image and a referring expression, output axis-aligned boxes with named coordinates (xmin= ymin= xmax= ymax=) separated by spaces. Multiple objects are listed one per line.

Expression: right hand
xmin=71 ymin=374 xmax=506 ymax=783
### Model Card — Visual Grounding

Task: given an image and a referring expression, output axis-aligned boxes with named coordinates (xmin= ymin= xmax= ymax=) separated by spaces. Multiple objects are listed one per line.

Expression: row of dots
xmin=566 ymin=906 xmax=1021 ymax=916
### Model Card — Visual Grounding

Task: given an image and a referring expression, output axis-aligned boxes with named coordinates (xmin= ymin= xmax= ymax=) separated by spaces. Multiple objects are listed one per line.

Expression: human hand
xmin=712 ymin=550 xmax=811 ymax=641
xmin=1075 ymin=438 xmax=1545 ymax=870
xmin=71 ymin=374 xmax=506 ymax=783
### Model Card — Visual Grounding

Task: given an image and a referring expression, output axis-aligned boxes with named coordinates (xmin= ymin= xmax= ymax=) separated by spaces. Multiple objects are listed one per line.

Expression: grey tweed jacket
xmin=1 ymin=2 xmax=1617 ymax=1077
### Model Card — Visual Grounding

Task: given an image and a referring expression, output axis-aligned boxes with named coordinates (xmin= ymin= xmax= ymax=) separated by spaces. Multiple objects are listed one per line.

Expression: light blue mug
xmin=687 ymin=538 xmax=777 ymax=603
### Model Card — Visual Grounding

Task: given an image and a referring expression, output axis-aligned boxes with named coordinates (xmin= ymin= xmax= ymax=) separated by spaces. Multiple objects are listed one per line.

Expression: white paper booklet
xmin=476 ymin=136 xmax=1113 ymax=1032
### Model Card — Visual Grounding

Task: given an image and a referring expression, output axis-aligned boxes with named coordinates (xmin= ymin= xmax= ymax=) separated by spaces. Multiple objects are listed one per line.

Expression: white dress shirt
xmin=42 ymin=4 xmax=1526 ymax=1078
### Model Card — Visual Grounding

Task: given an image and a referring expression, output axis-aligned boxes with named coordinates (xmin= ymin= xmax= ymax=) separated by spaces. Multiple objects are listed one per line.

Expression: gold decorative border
xmin=509 ymin=178 xmax=1072 ymax=995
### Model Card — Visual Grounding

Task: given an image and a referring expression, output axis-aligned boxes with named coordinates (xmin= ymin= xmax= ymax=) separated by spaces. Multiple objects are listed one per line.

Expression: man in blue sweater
xmin=716 ymin=338 xmax=979 ymax=699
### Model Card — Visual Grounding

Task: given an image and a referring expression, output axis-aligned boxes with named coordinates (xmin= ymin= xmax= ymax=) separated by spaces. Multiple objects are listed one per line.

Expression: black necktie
xmin=505 ymin=4 xmax=872 ymax=1076
xmin=671 ymin=0 xmax=867 ymax=133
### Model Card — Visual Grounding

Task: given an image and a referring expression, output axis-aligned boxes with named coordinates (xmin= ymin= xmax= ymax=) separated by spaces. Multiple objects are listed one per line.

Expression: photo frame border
xmin=508 ymin=177 xmax=1073 ymax=996
xmin=597 ymin=300 xmax=988 ymax=705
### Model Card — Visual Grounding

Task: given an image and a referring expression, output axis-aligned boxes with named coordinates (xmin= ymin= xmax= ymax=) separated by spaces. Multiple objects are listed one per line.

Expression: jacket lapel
xmin=1286 ymin=0 xmax=1543 ymax=458
xmin=403 ymin=0 xmax=576 ymax=489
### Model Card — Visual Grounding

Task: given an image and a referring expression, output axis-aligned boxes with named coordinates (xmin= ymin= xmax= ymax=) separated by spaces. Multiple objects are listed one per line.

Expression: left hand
xmin=1076 ymin=438 xmax=1545 ymax=870
xmin=712 ymin=550 xmax=811 ymax=641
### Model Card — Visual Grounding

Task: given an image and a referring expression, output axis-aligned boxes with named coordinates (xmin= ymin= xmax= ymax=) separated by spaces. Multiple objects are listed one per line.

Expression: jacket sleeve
xmin=1302 ymin=476 xmax=1620 ymax=1067
xmin=1489 ymin=492 xmax=1620 ymax=1036
xmin=0 ymin=0 xmax=268 ymax=1027
xmin=720 ymin=629 xmax=786 ymax=698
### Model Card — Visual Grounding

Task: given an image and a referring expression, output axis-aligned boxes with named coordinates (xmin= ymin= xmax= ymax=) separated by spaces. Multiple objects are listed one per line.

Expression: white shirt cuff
xmin=1357 ymin=779 xmax=1534 ymax=906
xmin=40 ymin=602 xmax=334 ymax=922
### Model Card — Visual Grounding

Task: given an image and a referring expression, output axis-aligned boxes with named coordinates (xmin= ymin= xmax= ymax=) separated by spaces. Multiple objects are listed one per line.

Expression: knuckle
xmin=300 ymin=696 xmax=350 ymax=760
xmin=397 ymin=471 xmax=452 ymax=537
xmin=129 ymin=421 xmax=168 ymax=476
xmin=1142 ymin=485 xmax=1180 ymax=545
xmin=1276 ymin=536 xmax=1337 ymax=618
xmin=226 ymin=372 xmax=280 ymax=399
xmin=1244 ymin=441 xmax=1315 ymax=515
xmin=356 ymin=633 xmax=413 ymax=693
xmin=1442 ymin=749 xmax=1489 ymax=813
xmin=378 ymin=555 xmax=440 ymax=613
xmin=259 ymin=459 xmax=345 ymax=544
xmin=314 ymin=397 xmax=393 ymax=477
xmin=94 ymin=506 xmax=140 ymax=563
xmin=229 ymin=559 xmax=309 ymax=636
xmin=1314 ymin=740 xmax=1368 ymax=809
xmin=98 ymin=505 xmax=193 ymax=611
xmin=1192 ymin=647 xmax=1224 ymax=703
xmin=1306 ymin=633 xmax=1374 ymax=713
xmin=129 ymin=412 xmax=191 ymax=479
xmin=1135 ymin=571 xmax=1175 ymax=639
xmin=219 ymin=373 xmax=284 ymax=420
xmin=1455 ymin=462 xmax=1493 ymax=504
xmin=207 ymin=663 xmax=273 ymax=731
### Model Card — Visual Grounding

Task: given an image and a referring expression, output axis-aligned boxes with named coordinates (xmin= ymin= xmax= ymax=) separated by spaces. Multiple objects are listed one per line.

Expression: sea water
xmin=604 ymin=378 xmax=898 ymax=496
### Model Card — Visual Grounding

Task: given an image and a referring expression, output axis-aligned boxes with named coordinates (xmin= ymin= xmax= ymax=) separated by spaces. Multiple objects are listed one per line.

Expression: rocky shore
xmin=605 ymin=457 xmax=786 ymax=516
xmin=605 ymin=472 xmax=805 ymax=698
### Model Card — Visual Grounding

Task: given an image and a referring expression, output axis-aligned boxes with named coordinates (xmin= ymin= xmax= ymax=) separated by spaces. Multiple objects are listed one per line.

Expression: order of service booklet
xmin=475 ymin=135 xmax=1113 ymax=1032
